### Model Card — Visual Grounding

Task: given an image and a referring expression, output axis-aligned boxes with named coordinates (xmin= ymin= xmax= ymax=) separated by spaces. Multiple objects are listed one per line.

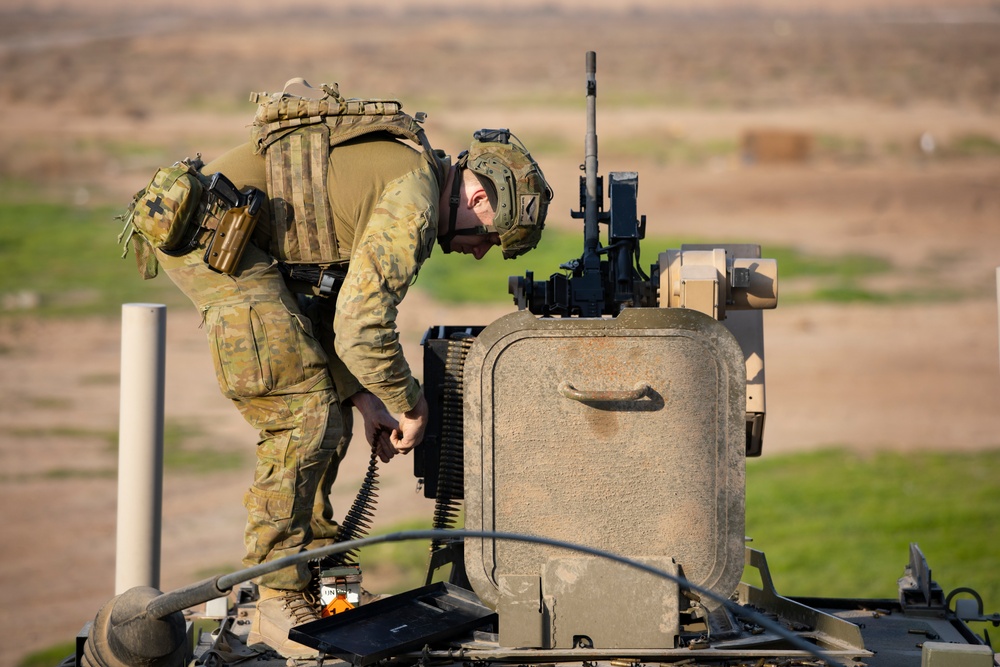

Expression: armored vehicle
xmin=72 ymin=53 xmax=997 ymax=667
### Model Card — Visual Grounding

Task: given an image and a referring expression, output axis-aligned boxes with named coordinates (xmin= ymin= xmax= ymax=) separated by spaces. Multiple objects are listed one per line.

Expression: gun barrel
xmin=583 ymin=51 xmax=600 ymax=269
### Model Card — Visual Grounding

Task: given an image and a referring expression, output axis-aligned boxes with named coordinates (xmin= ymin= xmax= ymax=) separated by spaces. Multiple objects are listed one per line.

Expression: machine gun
xmin=509 ymin=51 xmax=651 ymax=317
xmin=509 ymin=51 xmax=777 ymax=326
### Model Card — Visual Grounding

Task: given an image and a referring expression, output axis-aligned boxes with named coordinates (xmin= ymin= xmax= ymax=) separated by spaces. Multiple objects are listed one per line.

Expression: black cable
xmin=148 ymin=529 xmax=846 ymax=667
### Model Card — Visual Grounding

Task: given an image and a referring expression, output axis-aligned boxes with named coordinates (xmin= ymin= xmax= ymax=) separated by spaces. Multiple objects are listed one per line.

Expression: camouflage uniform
xmin=156 ymin=134 xmax=443 ymax=590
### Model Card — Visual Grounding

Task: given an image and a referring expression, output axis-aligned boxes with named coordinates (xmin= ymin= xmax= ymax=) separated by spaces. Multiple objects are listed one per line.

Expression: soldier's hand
xmin=391 ymin=392 xmax=428 ymax=456
xmin=349 ymin=391 xmax=399 ymax=463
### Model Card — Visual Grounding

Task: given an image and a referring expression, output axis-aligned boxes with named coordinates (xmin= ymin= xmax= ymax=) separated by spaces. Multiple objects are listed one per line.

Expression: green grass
xmin=414 ymin=226 xmax=614 ymax=304
xmin=356 ymin=517 xmax=437 ymax=593
xmin=0 ymin=198 xmax=953 ymax=312
xmin=605 ymin=136 xmax=740 ymax=165
xmin=114 ymin=419 xmax=246 ymax=474
xmin=745 ymin=448 xmax=1000 ymax=607
xmin=11 ymin=426 xmax=117 ymax=446
xmin=762 ymin=243 xmax=904 ymax=304
xmin=17 ymin=640 xmax=77 ymax=667
xmin=3 ymin=420 xmax=244 ymax=481
xmin=415 ymin=228 xmax=706 ymax=305
xmin=160 ymin=420 xmax=246 ymax=473
xmin=763 ymin=245 xmax=891 ymax=280
xmin=815 ymin=133 xmax=872 ymax=162
xmin=948 ymin=133 xmax=1000 ymax=158
xmin=39 ymin=468 xmax=116 ymax=480
xmin=415 ymin=89 xmax=700 ymax=113
xmin=0 ymin=201 xmax=183 ymax=318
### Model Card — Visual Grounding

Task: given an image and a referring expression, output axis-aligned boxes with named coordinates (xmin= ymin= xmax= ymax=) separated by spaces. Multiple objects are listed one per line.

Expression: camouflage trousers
xmin=157 ymin=240 xmax=352 ymax=590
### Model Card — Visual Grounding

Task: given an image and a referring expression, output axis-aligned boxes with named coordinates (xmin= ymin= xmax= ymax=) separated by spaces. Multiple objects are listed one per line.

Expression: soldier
xmin=149 ymin=124 xmax=551 ymax=657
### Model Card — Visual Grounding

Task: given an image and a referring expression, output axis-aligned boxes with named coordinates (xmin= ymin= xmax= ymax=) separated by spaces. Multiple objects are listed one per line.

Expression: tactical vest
xmin=249 ymin=79 xmax=444 ymax=266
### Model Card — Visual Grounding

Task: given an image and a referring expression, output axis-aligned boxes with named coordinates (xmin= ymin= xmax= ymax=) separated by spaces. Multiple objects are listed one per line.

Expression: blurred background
xmin=1 ymin=1 xmax=999 ymax=665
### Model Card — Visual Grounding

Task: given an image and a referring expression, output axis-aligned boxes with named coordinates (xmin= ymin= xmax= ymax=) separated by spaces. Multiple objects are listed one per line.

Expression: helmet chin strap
xmin=438 ymin=162 xmax=494 ymax=253
xmin=437 ymin=164 xmax=466 ymax=254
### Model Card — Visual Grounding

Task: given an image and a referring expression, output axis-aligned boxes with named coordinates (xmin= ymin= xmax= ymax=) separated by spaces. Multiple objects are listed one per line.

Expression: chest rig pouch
xmin=249 ymin=78 xmax=443 ymax=271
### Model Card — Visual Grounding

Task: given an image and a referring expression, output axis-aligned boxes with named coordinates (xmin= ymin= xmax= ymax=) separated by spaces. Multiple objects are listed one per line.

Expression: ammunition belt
xmin=278 ymin=262 xmax=347 ymax=297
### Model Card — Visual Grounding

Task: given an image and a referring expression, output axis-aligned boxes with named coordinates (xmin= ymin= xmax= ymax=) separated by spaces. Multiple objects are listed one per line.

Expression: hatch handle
xmin=558 ymin=380 xmax=650 ymax=402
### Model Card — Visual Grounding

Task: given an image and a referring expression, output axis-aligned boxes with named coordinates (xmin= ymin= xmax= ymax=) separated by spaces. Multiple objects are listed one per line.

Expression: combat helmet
xmin=441 ymin=129 xmax=553 ymax=259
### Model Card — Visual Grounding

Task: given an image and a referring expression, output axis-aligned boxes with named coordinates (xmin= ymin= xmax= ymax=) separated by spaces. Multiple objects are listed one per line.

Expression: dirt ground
xmin=1 ymin=2 xmax=999 ymax=665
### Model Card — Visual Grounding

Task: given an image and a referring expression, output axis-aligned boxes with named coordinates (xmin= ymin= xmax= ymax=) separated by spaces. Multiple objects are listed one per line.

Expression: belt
xmin=278 ymin=263 xmax=347 ymax=297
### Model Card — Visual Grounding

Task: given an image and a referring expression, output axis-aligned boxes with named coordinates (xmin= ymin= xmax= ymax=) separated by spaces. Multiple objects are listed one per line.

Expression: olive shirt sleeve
xmin=332 ymin=165 xmax=439 ymax=414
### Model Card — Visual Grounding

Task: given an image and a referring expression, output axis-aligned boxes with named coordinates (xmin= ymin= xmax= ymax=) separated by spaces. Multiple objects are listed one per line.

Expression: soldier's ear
xmin=462 ymin=168 xmax=493 ymax=211
xmin=469 ymin=186 xmax=491 ymax=212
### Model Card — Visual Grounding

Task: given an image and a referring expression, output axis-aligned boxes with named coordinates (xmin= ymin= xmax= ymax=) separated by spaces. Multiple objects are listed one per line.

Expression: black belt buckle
xmin=319 ymin=271 xmax=340 ymax=296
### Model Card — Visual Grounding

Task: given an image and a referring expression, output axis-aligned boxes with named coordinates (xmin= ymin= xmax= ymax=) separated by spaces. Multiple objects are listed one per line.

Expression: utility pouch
xmin=203 ymin=184 xmax=265 ymax=274
xmin=128 ymin=161 xmax=205 ymax=251
xmin=118 ymin=157 xmax=207 ymax=278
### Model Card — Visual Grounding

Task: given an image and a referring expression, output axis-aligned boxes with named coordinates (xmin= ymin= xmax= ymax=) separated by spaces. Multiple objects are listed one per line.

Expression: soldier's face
xmin=449 ymin=232 xmax=501 ymax=260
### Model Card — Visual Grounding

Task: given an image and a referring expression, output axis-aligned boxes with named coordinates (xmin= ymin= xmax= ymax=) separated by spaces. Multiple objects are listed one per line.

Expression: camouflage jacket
xmin=201 ymin=135 xmax=445 ymax=414
xmin=330 ymin=137 xmax=442 ymax=414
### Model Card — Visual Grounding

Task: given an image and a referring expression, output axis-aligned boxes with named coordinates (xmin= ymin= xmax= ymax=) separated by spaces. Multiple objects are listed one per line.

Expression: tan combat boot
xmin=247 ymin=586 xmax=322 ymax=659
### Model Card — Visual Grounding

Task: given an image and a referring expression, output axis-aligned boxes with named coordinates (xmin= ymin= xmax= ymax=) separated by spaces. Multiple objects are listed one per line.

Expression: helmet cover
xmin=463 ymin=129 xmax=553 ymax=259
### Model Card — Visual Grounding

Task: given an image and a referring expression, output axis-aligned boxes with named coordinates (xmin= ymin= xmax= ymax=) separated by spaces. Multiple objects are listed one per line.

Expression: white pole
xmin=115 ymin=303 xmax=166 ymax=594
xmin=997 ymin=268 xmax=1000 ymax=374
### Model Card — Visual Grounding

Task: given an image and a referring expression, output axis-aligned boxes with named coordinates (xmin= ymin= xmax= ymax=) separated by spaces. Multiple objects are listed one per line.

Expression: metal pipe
xmin=115 ymin=303 xmax=166 ymax=594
